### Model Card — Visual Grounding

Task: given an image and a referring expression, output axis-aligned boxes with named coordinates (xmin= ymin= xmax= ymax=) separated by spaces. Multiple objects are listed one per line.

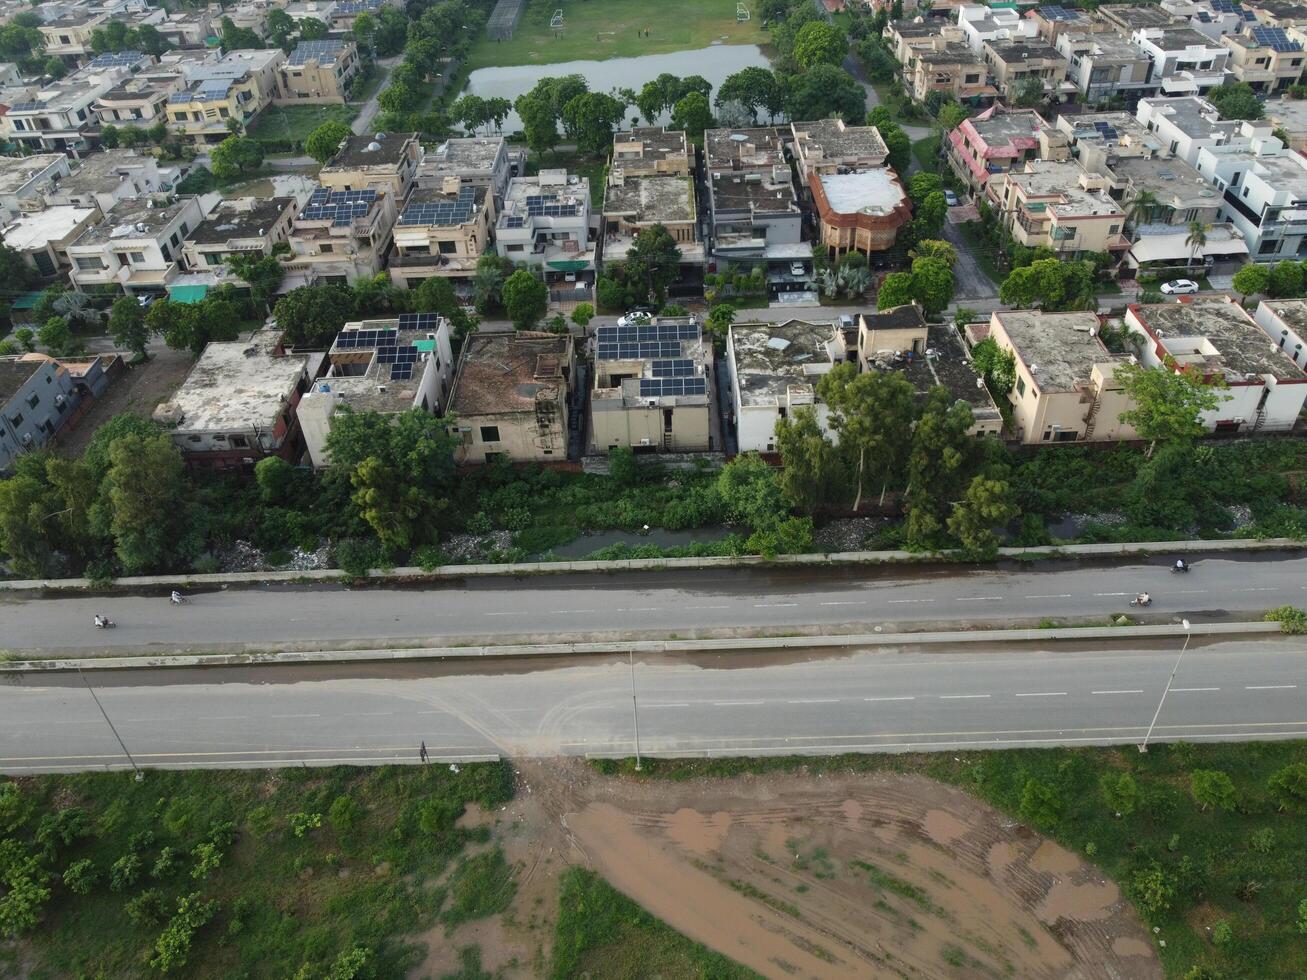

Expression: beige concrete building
xmin=1 ymin=205 xmax=101 ymax=279
xmin=790 ymin=118 xmax=889 ymax=183
xmin=989 ymin=159 xmax=1129 ymax=259
xmin=610 ymin=127 xmax=692 ymax=180
xmin=388 ymin=178 xmax=494 ymax=292
xmin=986 ymin=310 xmax=1138 ymax=443
xmin=39 ymin=12 xmax=107 ymax=64
xmin=1221 ymin=26 xmax=1307 ymax=93
xmin=1262 ymin=95 xmax=1307 ymax=150
xmin=166 ymin=49 xmax=285 ymax=144
xmin=908 ymin=42 xmax=996 ymax=103
xmin=601 ymin=173 xmax=703 ymax=269
xmin=183 ymin=196 xmax=297 ymax=270
xmin=983 ymin=39 xmax=1071 ymax=101
xmin=284 ymin=184 xmax=398 ymax=285
xmin=67 ymin=195 xmax=210 ymax=297
xmin=810 ymin=168 xmax=913 ymax=256
xmin=276 ymin=39 xmax=360 ymax=105
xmin=320 ymin=131 xmax=421 ymax=201
xmin=590 ymin=317 xmax=715 ymax=454
xmin=0 ymin=154 xmax=71 ymax=225
xmin=93 ymin=74 xmax=181 ymax=128
xmin=448 ymin=332 xmax=575 ymax=463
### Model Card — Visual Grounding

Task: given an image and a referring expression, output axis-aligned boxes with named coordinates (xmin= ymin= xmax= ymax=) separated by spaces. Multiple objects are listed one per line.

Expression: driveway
xmin=942 ymin=213 xmax=1000 ymax=303
xmin=352 ymin=54 xmax=404 ymax=136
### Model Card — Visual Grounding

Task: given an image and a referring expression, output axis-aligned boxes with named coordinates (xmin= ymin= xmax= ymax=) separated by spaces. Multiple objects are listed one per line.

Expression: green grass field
xmin=464 ymin=0 xmax=768 ymax=70
xmin=594 ymin=741 xmax=1307 ymax=979
xmin=247 ymin=103 xmax=357 ymax=145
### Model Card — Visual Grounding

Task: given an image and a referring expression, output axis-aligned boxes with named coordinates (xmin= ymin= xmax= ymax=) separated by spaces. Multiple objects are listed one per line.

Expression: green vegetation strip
xmin=0 ymin=762 xmax=513 ymax=978
xmin=550 ymin=866 xmax=761 ymax=979
xmin=595 ymin=741 xmax=1307 ymax=979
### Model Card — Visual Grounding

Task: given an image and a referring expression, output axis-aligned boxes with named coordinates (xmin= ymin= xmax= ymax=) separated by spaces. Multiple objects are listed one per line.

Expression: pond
xmin=541 ymin=525 xmax=733 ymax=559
xmin=463 ymin=44 xmax=771 ymax=133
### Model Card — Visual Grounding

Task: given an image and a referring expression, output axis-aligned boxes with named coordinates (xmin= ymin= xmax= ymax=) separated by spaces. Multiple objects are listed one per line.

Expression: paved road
xmin=1 ymin=636 xmax=1303 ymax=772
xmin=351 ymin=53 xmax=404 ymax=136
xmin=3 ymin=551 xmax=1305 ymax=653
xmin=943 ymin=217 xmax=1000 ymax=304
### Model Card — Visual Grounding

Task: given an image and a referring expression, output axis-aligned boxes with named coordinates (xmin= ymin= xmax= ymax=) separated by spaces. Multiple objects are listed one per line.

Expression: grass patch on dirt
xmin=2 ymin=762 xmax=513 ymax=978
xmin=594 ymin=740 xmax=1307 ymax=979
xmin=550 ymin=866 xmax=761 ymax=979
xmin=463 ymin=0 xmax=766 ymax=70
xmin=247 ymin=103 xmax=357 ymax=145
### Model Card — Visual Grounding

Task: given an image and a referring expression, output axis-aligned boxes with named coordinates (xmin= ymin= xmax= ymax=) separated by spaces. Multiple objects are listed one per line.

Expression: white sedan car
xmin=1159 ymin=279 xmax=1200 ymax=295
xmin=617 ymin=311 xmax=653 ymax=326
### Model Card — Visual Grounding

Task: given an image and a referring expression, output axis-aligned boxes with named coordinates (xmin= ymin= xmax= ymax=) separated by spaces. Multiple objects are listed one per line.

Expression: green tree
xmin=571 ymin=302 xmax=595 ymax=328
xmin=715 ymin=66 xmax=784 ymax=123
xmin=1128 ymin=864 xmax=1175 ymax=923
xmin=225 ymin=253 xmax=285 ymax=311
xmin=937 ymin=101 xmax=968 ymax=131
xmin=876 ymin=272 xmax=916 ymax=310
xmin=561 ymin=91 xmax=627 ymax=155
xmin=304 ymin=120 xmax=352 ymax=164
xmin=209 ymin=136 xmax=263 ymax=180
xmin=1207 ymin=81 xmax=1264 ymax=121
xmin=149 ymin=892 xmax=219 ymax=973
xmin=774 ymin=406 xmax=843 ymax=513
xmin=1267 ymin=762 xmax=1307 ymax=811
xmin=273 ymin=284 xmax=355 ymax=348
xmin=793 ymin=21 xmax=847 ymax=69
xmin=108 ymin=296 xmax=151 ymax=358
xmin=0 ymin=864 xmax=50 ymax=938
xmin=670 ymin=91 xmax=714 ymax=139
xmin=515 ymin=94 xmax=559 ymax=159
xmin=501 ymin=269 xmax=548 ymax=329
xmin=1011 ymin=76 xmax=1045 ymax=108
xmin=716 ymin=452 xmax=787 ymax=529
xmin=947 ymin=475 xmax=1017 ymax=558
xmin=904 ymin=387 xmax=976 ymax=549
xmin=817 ymin=363 xmax=917 ymax=510
xmin=13 ymin=328 xmax=35 ymax=353
xmin=350 ymin=10 xmax=376 ymax=51
xmin=970 ymin=336 xmax=1016 ymax=395
xmin=621 ymin=224 xmax=682 ymax=304
xmin=1185 ymin=219 xmax=1209 ymax=267
xmin=1100 ymin=771 xmax=1138 ymax=816
xmin=1191 ymin=769 xmax=1238 ymax=812
xmin=910 ymin=255 xmax=954 ymax=314
xmin=1117 ymin=359 xmax=1228 ymax=457
xmin=102 ymin=433 xmax=190 ymax=574
xmin=37 ymin=316 xmax=71 ymax=356
xmin=1268 ymin=258 xmax=1305 ymax=297
xmin=1018 ymin=777 xmax=1062 ymax=830
xmin=61 ymin=858 xmax=99 ymax=895
xmin=219 ymin=16 xmax=263 ymax=52
xmin=1231 ymin=263 xmax=1270 ymax=304
xmin=785 ymin=64 xmax=867 ymax=125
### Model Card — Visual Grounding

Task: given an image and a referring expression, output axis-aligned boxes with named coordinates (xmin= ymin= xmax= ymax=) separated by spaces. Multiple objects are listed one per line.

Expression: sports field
xmin=464 ymin=0 xmax=768 ymax=70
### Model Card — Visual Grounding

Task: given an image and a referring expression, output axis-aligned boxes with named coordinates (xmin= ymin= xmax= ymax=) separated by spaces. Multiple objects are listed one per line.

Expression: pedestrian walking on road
xmin=419 ymin=740 xmax=428 ymax=763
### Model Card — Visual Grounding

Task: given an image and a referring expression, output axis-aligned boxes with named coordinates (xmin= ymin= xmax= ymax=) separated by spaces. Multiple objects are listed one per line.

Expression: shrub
xmin=61 ymin=858 xmax=98 ymax=895
xmin=289 ymin=812 xmax=322 ymax=838
xmin=190 ymin=841 xmax=222 ymax=880
xmin=1127 ymin=863 xmax=1176 ymax=922
xmin=1267 ymin=762 xmax=1307 ymax=811
xmin=1191 ymin=769 xmax=1238 ymax=812
xmin=412 ymin=545 xmax=446 ymax=571
xmin=149 ymin=892 xmax=219 ymax=973
xmin=333 ymin=538 xmax=390 ymax=578
xmin=1297 ymin=898 xmax=1307 ymax=933
xmin=327 ymin=795 xmax=359 ymax=833
xmin=1018 ymin=778 xmax=1062 ymax=830
xmin=151 ymin=847 xmax=181 ymax=880
xmin=124 ymin=888 xmax=168 ymax=927
xmin=1212 ymin=920 xmax=1233 ymax=946
xmin=0 ymin=867 xmax=51 ymax=937
xmin=1249 ymin=828 xmax=1275 ymax=854
xmin=608 ymin=445 xmax=638 ymax=487
xmin=109 ymin=852 xmax=143 ymax=892
xmin=1264 ymin=605 xmax=1307 ymax=634
xmin=1099 ymin=771 xmax=1137 ymax=817
xmin=444 ymin=848 xmax=517 ymax=926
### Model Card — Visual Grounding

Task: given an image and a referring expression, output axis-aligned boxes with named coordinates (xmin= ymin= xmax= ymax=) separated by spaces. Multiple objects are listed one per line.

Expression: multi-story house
xmin=947 ymin=105 xmax=1055 ymax=196
xmin=1194 ymin=132 xmax=1307 ymax=260
xmin=1263 ymin=95 xmax=1307 ymax=149
xmin=1220 ymin=24 xmax=1307 ymax=92
xmin=1132 ymin=26 xmax=1231 ymax=95
xmin=319 ymin=131 xmax=421 ymax=201
xmin=1028 ymin=4 xmax=1102 ymax=44
xmin=44 ymin=150 xmax=178 ymax=215
xmin=165 ymin=49 xmax=285 ymax=144
xmin=1135 ymin=94 xmax=1253 ymax=165
xmin=601 ymin=171 xmax=704 ymax=284
xmin=1128 ymin=298 xmax=1307 ymax=432
xmin=93 ymin=74 xmax=180 ymax=128
xmin=610 ymin=127 xmax=693 ymax=180
xmin=791 ymin=118 xmax=890 ymax=182
xmin=276 ymin=39 xmax=360 ymax=105
xmin=38 ymin=11 xmax=108 ymax=65
xmin=182 ymin=196 xmax=297 ymax=271
xmin=66 ymin=195 xmax=208 ymax=297
xmin=727 ymin=318 xmax=842 ymax=453
xmin=155 ymin=9 xmax=216 ymax=49
xmin=1255 ymin=297 xmax=1307 ymax=369
xmin=1 ymin=66 xmax=128 ymax=156
xmin=495 ymin=169 xmax=595 ymax=287
xmin=703 ymin=126 xmax=787 ymax=176
xmin=957 ymin=3 xmax=1037 ymax=53
xmin=705 ymin=165 xmax=803 ymax=267
xmin=982 ymin=39 xmax=1071 ymax=102
xmin=1097 ymin=3 xmax=1181 ymax=33
xmin=1 ymin=205 xmax=102 ymax=279
xmin=989 ymin=159 xmax=1129 ymax=259
xmin=388 ymin=178 xmax=494 ymax=293
xmin=415 ymin=135 xmax=514 ymax=210
xmin=0 ymin=356 xmax=79 ymax=473
xmin=810 ymin=168 xmax=913 ymax=258
xmin=906 ymin=42 xmax=996 ymax=103
xmin=283 ymin=184 xmax=399 ymax=285
xmin=0 ymin=154 xmax=70 ymax=225
xmin=1057 ymin=30 xmax=1158 ymax=105
xmin=1161 ymin=0 xmax=1250 ymax=42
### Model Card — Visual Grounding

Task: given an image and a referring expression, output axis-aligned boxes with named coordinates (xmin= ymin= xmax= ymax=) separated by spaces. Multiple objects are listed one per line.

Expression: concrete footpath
xmin=1 ymin=537 xmax=1300 ymax=593
xmin=0 ymin=620 xmax=1281 ymax=673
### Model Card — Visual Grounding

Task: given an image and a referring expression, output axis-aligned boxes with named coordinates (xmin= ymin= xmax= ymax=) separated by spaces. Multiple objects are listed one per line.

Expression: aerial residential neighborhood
xmin=4 ymin=0 xmax=1307 ymax=977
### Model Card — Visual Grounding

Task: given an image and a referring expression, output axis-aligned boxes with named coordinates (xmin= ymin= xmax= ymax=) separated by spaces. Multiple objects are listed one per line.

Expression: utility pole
xmin=79 ymin=667 xmax=143 ymax=780
xmin=628 ymin=648 xmax=642 ymax=771
xmin=1139 ymin=619 xmax=1191 ymax=754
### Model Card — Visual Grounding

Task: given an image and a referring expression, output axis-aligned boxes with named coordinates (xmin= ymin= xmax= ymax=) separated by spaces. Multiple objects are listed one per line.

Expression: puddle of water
xmin=465 ymin=45 xmax=770 ymax=132
xmin=1037 ymin=879 xmax=1119 ymax=924
xmin=542 ymin=525 xmax=731 ymax=558
xmin=1031 ymin=839 xmax=1080 ymax=875
xmin=923 ymin=808 xmax=969 ymax=846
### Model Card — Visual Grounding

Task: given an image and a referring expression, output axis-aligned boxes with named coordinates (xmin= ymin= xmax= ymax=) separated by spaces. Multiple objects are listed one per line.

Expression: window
xmin=129 ymin=251 xmax=146 ymax=264
xmin=75 ymin=257 xmax=103 ymax=271
xmin=507 ymin=244 xmax=524 ymax=252
xmin=1016 ymin=375 xmax=1026 ymax=396
xmin=320 ymin=243 xmax=333 ymax=253
xmin=27 ymin=394 xmax=39 ymax=410
xmin=230 ymin=435 xmax=249 ymax=448
xmin=170 ymin=233 xmax=180 ymax=248
xmin=479 ymin=425 xmax=501 ymax=442
xmin=438 ymin=240 xmax=457 ymax=254
xmin=9 ymin=413 xmax=22 ymax=427
xmin=1108 ymin=224 xmax=1120 ymax=235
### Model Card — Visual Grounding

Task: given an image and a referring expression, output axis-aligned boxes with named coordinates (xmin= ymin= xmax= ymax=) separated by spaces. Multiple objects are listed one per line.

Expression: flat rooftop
xmin=968 ymin=107 xmax=1049 ymax=145
xmin=612 ymin=127 xmax=688 ymax=162
xmin=1150 ymin=25 xmax=1222 ymax=46
xmin=154 ymin=331 xmax=306 ymax=433
xmin=500 ymin=171 xmax=588 ymax=220
xmin=188 ymin=197 xmax=295 ymax=244
xmin=398 ymin=183 xmax=488 ymax=227
xmin=1251 ymin=151 xmax=1307 ymax=195
xmin=324 ymin=131 xmax=416 ymax=171
xmin=1262 ymin=298 xmax=1307 ymax=336
xmin=603 ymin=175 xmax=693 ymax=223
xmin=986 ymin=39 xmax=1067 ymax=62
xmin=1134 ymin=299 xmax=1307 ymax=381
xmin=704 ymin=127 xmax=787 ymax=171
xmin=1059 ymin=110 xmax=1159 ymax=147
xmin=731 ymin=319 xmax=841 ymax=408
xmin=1098 ymin=3 xmax=1180 ymax=28
xmin=424 ymin=136 xmax=505 ymax=175
xmin=918 ymin=42 xmax=984 ymax=64
xmin=450 ymin=332 xmax=571 ymax=416
xmin=76 ymin=198 xmax=190 ymax=245
xmin=0 ymin=153 xmax=65 ymax=196
xmin=792 ymin=118 xmax=889 ymax=162
xmin=2 ymin=206 xmax=97 ymax=250
xmin=1139 ymin=95 xmax=1238 ymax=140
xmin=59 ymin=150 xmax=155 ymax=194
xmin=994 ymin=309 xmax=1113 ymax=391
xmin=1264 ymin=96 xmax=1307 ymax=132
xmin=711 ymin=170 xmax=798 ymax=212
xmin=1108 ymin=155 xmax=1220 ymax=209
xmin=817 ymin=170 xmax=908 ymax=217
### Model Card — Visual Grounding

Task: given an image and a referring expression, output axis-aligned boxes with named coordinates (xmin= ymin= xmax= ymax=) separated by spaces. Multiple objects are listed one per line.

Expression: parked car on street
xmin=944 ymin=189 xmax=960 ymax=207
xmin=1160 ymin=279 xmax=1200 ymax=295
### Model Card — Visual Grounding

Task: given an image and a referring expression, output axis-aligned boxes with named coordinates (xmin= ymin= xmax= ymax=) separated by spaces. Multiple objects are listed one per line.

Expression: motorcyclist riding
xmin=1136 ymin=592 xmax=1151 ymax=606
xmin=94 ymin=614 xmax=105 ymax=628
xmin=170 ymin=590 xmax=183 ymax=604
xmin=1174 ymin=558 xmax=1188 ymax=572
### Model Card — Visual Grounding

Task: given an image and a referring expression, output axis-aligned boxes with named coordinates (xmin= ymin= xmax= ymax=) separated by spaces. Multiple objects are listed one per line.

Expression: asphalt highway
xmin=1 ymin=637 xmax=1304 ymax=773
xmin=2 ymin=551 xmax=1306 ymax=652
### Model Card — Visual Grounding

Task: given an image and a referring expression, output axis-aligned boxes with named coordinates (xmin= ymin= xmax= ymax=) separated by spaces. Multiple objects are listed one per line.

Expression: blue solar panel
xmin=1211 ymin=0 xmax=1239 ymax=12
xmin=301 ymin=187 xmax=377 ymax=226
xmin=651 ymin=358 xmax=695 ymax=378
xmin=287 ymin=40 xmax=348 ymax=66
xmin=1252 ymin=25 xmax=1302 ymax=52
xmin=639 ymin=378 xmax=707 ymax=397
xmin=1038 ymin=5 xmax=1077 ymax=21
xmin=399 ymin=185 xmax=477 ymax=227
xmin=399 ymin=312 xmax=441 ymax=331
xmin=88 ymin=51 xmax=146 ymax=69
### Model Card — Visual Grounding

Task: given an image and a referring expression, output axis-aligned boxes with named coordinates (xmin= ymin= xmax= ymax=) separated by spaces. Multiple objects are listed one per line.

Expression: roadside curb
xmin=0 ymin=621 xmax=1281 ymax=673
xmin=0 ymin=537 xmax=1300 ymax=593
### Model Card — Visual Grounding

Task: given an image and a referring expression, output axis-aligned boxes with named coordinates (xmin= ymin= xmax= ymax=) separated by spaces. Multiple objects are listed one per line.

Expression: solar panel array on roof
xmin=650 ymin=358 xmax=695 ymax=378
xmin=639 ymin=378 xmax=707 ymax=398
xmin=8 ymin=102 xmax=42 ymax=112
xmin=334 ymin=326 xmax=423 ymax=382
xmin=334 ymin=327 xmax=398 ymax=349
xmin=1210 ymin=0 xmax=1240 ymax=12
xmin=301 ymin=187 xmax=378 ymax=226
xmin=524 ymin=193 xmax=580 ymax=218
xmin=88 ymin=51 xmax=145 ymax=69
xmin=503 ymin=215 xmax=526 ymax=228
xmin=596 ymin=323 xmax=699 ymax=343
xmin=1093 ymin=120 xmax=1119 ymax=141
xmin=1252 ymin=25 xmax=1303 ymax=50
xmin=399 ymin=185 xmax=477 ymax=226
xmin=1038 ymin=5 xmax=1077 ymax=21
xmin=398 ymin=312 xmax=440 ymax=331
xmin=336 ymin=0 xmax=382 ymax=12
xmin=288 ymin=40 xmax=348 ymax=66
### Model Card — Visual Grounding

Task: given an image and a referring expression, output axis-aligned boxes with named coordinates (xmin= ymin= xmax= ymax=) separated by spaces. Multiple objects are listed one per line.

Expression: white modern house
xmin=956 ymin=4 xmax=1037 ymax=54
xmin=1254 ymin=298 xmax=1307 ymax=370
xmin=1194 ymin=133 xmax=1307 ymax=261
xmin=1135 ymin=95 xmax=1256 ymax=165
xmin=1131 ymin=26 xmax=1232 ymax=95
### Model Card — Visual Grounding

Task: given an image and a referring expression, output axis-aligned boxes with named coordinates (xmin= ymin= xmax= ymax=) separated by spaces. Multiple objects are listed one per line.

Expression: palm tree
xmin=1185 ymin=219 xmax=1209 ymax=270
xmin=1124 ymin=189 xmax=1160 ymax=243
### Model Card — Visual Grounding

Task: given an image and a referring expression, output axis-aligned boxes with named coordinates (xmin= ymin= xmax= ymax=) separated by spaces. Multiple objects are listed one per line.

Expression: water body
xmin=464 ymin=44 xmax=770 ymax=133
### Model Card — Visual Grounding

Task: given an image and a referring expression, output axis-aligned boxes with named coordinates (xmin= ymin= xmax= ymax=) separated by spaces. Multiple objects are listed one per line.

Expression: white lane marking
xmin=820 ymin=600 xmax=865 ymax=606
xmin=548 ymin=609 xmax=594 ymax=615
xmin=1095 ymin=592 xmax=1131 ymax=597
xmin=1237 ymin=587 xmax=1276 ymax=592
xmin=1025 ymin=594 xmax=1072 ymax=599
xmin=1172 ymin=589 xmax=1208 ymax=595
xmin=1171 ymin=687 xmax=1219 ymax=693
xmin=712 ymin=700 xmax=764 ymax=707
xmin=1014 ymin=692 xmax=1067 ymax=698
xmin=864 ymin=696 xmax=915 ymax=702
xmin=1247 ymin=685 xmax=1297 ymax=690
xmin=343 ymin=711 xmax=394 ymax=717
xmin=623 ymin=607 xmax=661 ymax=612
xmin=484 ymin=611 xmax=528 ymax=617
xmin=196 ymin=715 xmax=248 ymax=721
xmin=957 ymin=596 xmax=1002 ymax=602
xmin=1093 ymin=690 xmax=1144 ymax=695
xmin=646 ymin=703 xmax=690 ymax=709
xmin=788 ymin=698 xmax=839 ymax=704
xmin=683 ymin=605 xmax=729 ymax=610
xmin=940 ymin=694 xmax=991 ymax=700
xmin=888 ymin=598 xmax=935 ymax=604
xmin=754 ymin=602 xmax=798 ymax=608
xmin=270 ymin=713 xmax=322 ymax=718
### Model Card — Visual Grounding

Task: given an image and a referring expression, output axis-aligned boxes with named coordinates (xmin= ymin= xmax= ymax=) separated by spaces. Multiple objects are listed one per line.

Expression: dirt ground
xmin=56 ymin=347 xmax=193 ymax=456
xmin=416 ymin=760 xmax=1161 ymax=980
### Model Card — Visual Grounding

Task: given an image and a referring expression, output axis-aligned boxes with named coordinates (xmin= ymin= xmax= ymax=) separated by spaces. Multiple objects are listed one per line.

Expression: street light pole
xmin=78 ymin=667 xmax=143 ymax=780
xmin=1139 ymin=618 xmax=1191 ymax=754
xmin=628 ymin=648 xmax=642 ymax=771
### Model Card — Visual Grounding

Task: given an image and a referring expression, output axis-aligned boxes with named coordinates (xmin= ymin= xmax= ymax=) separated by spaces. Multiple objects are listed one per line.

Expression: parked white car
xmin=944 ymin=189 xmax=960 ymax=207
xmin=617 ymin=311 xmax=653 ymax=326
xmin=790 ymin=261 xmax=806 ymax=277
xmin=1160 ymin=279 xmax=1200 ymax=295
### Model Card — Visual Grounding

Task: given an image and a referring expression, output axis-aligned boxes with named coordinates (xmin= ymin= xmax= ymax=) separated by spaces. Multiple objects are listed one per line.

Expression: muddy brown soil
xmin=415 ymin=760 xmax=1161 ymax=980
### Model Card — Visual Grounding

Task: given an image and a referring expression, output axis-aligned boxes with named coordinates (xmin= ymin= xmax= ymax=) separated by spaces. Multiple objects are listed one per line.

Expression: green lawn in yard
xmin=595 ymin=740 xmax=1307 ymax=979
xmin=463 ymin=0 xmax=767 ymax=70
xmin=957 ymin=219 xmax=1008 ymax=286
xmin=2 ymin=762 xmax=513 ymax=979
xmin=551 ymin=868 xmax=761 ymax=979
xmin=911 ymin=132 xmax=941 ymax=173
xmin=247 ymin=103 xmax=357 ymax=145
